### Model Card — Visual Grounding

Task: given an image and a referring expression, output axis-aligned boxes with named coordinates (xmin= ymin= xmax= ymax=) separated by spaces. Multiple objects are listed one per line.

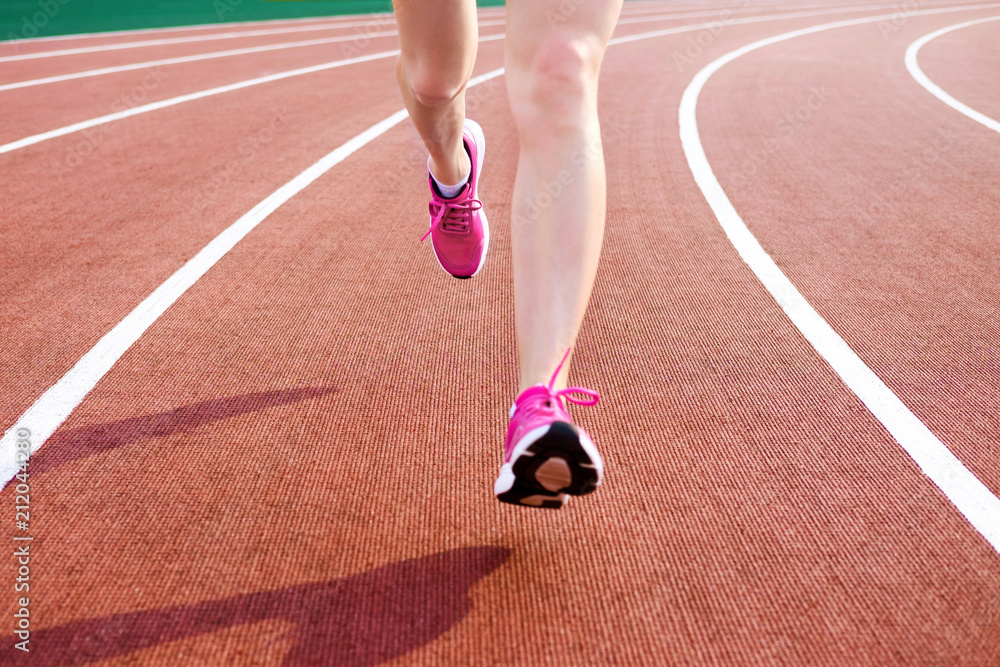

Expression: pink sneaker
xmin=494 ymin=349 xmax=604 ymax=509
xmin=420 ymin=118 xmax=489 ymax=279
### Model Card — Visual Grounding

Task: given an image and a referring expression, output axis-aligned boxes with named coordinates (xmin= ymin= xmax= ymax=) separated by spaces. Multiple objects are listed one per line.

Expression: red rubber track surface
xmin=702 ymin=12 xmax=1000 ymax=498
xmin=0 ymin=32 xmax=415 ymax=143
xmin=919 ymin=18 xmax=1000 ymax=123
xmin=1 ymin=2 xmax=998 ymax=665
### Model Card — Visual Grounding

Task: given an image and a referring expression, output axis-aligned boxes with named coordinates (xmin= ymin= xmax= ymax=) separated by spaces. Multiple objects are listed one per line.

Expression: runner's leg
xmin=393 ymin=0 xmax=478 ymax=184
xmin=504 ymin=0 xmax=623 ymax=390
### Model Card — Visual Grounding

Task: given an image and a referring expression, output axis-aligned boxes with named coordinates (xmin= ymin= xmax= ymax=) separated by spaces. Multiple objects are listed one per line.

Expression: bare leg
xmin=504 ymin=0 xmax=623 ymax=391
xmin=393 ymin=0 xmax=478 ymax=184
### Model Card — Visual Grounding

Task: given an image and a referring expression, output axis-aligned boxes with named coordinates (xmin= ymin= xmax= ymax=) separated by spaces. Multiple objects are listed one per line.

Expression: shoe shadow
xmin=14 ymin=546 xmax=508 ymax=666
xmin=25 ymin=387 xmax=337 ymax=478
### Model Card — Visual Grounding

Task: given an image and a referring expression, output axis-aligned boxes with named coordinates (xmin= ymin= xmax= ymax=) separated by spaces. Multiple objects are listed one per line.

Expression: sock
xmin=428 ymin=156 xmax=470 ymax=199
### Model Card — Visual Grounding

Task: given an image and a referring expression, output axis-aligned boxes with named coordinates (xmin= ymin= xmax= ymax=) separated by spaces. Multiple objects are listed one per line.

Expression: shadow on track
xmin=23 ymin=386 xmax=337 ymax=477
xmin=10 ymin=546 xmax=509 ymax=665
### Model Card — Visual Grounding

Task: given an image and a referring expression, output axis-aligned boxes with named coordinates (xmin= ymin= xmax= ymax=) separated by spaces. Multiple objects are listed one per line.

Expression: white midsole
xmin=493 ymin=421 xmax=604 ymax=496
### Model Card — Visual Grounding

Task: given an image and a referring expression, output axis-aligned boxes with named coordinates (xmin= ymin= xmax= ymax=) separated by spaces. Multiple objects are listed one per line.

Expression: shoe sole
xmin=430 ymin=118 xmax=489 ymax=279
xmin=494 ymin=421 xmax=603 ymax=509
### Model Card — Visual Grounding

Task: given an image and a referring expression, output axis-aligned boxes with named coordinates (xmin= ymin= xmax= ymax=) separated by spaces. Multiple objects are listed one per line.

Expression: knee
xmin=398 ymin=56 xmax=466 ymax=108
xmin=508 ymin=32 xmax=602 ymax=132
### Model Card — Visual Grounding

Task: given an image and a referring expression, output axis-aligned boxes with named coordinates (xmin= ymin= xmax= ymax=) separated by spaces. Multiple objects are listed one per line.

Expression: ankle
xmin=428 ymin=151 xmax=471 ymax=199
xmin=428 ymin=145 xmax=470 ymax=187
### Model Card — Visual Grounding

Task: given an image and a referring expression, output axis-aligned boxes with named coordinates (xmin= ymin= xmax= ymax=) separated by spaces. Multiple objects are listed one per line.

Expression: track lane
xmin=0 ymin=27 xmax=414 ymax=90
xmin=0 ymin=12 xmax=404 ymax=54
xmin=2 ymin=3 xmax=999 ymax=664
xmin=696 ymin=9 xmax=1000 ymax=507
xmin=0 ymin=0 xmax=789 ymax=59
xmin=0 ymin=4 xmax=954 ymax=152
xmin=6 ymin=2 xmax=729 ymax=63
xmin=0 ymin=34 xmax=428 ymax=144
xmin=0 ymin=3 xmax=957 ymax=91
xmin=0 ymin=15 xmax=420 ymax=62
xmin=3 ymin=10 xmax=999 ymax=664
xmin=0 ymin=6 xmax=929 ymax=442
xmin=0 ymin=8 xmax=740 ymax=91
xmin=909 ymin=16 xmax=1000 ymax=130
xmin=5 ymin=13 xmax=756 ymax=438
xmin=0 ymin=47 xmax=485 ymax=432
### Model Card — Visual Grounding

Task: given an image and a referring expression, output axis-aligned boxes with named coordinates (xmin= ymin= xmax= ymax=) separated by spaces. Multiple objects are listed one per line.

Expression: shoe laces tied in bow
xmin=518 ymin=348 xmax=600 ymax=419
xmin=421 ymin=196 xmax=483 ymax=242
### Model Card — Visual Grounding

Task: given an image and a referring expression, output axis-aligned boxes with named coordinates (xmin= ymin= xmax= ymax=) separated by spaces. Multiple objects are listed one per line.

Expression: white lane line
xmin=0 ymin=12 xmax=395 ymax=45
xmin=0 ymin=9 xmax=772 ymax=83
xmin=0 ymin=7 xmax=507 ymax=45
xmin=0 ymin=0 xmax=916 ymax=64
xmin=0 ymin=3 xmax=963 ymax=154
xmin=0 ymin=1 xmax=996 ymax=511
xmin=0 ymin=17 xmax=499 ymax=63
xmin=617 ymin=0 xmax=1000 ymax=26
xmin=0 ymin=33 xmax=504 ymax=156
xmin=0 ymin=0 xmax=967 ymax=49
xmin=0 ymin=2 xmax=930 ymax=91
xmin=905 ymin=16 xmax=1000 ymax=134
xmin=610 ymin=1 xmax=939 ymax=45
xmin=0 ymin=0 xmax=702 ymax=47
xmin=679 ymin=8 xmax=1000 ymax=552
xmin=0 ymin=66 xmax=502 ymax=485
xmin=0 ymin=7 xmax=797 ymax=88
xmin=0 ymin=0 xmax=808 ymax=478
xmin=0 ymin=20 xmax=401 ymax=63
xmin=614 ymin=0 xmax=920 ymax=24
xmin=0 ymin=30 xmax=404 ymax=92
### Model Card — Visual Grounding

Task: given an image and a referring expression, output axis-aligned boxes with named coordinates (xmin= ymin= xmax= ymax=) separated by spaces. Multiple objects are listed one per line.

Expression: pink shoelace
xmin=519 ymin=348 xmax=600 ymax=420
xmin=420 ymin=197 xmax=483 ymax=242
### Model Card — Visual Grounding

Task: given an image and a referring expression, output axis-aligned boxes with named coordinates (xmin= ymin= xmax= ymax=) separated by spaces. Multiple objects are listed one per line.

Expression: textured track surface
xmin=1 ymin=2 xmax=999 ymax=664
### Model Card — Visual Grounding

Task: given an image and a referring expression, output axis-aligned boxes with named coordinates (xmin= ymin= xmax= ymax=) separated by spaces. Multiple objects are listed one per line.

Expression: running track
xmin=1 ymin=1 xmax=999 ymax=663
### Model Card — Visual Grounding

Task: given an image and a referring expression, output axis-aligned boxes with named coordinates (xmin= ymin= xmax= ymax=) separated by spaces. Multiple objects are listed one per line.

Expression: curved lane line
xmin=679 ymin=11 xmax=1000 ymax=552
xmin=0 ymin=18 xmax=506 ymax=64
xmin=0 ymin=34 xmax=505 ymax=156
xmin=0 ymin=13 xmax=397 ymax=45
xmin=1 ymin=3 xmax=999 ymax=536
xmin=0 ymin=66 xmax=501 ymax=484
xmin=0 ymin=1 xmax=917 ymax=64
xmin=1 ymin=4 xmax=904 ymax=90
xmin=905 ymin=16 xmax=1000 ymax=134
xmin=0 ymin=104 xmax=411 ymax=485
xmin=0 ymin=3 xmax=959 ymax=156
xmin=0 ymin=30 xmax=405 ymax=92
xmin=0 ymin=20 xmax=410 ymax=63
xmin=615 ymin=0 xmax=930 ymax=27
xmin=0 ymin=0 xmax=810 ymax=48
xmin=0 ymin=7 xmax=516 ymax=46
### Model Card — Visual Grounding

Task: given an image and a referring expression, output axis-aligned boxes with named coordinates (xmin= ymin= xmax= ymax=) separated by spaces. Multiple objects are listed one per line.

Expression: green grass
xmin=2 ymin=0 xmax=504 ymax=40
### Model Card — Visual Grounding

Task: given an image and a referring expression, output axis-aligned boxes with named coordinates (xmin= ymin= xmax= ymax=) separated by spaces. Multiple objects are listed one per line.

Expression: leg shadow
xmin=10 ymin=546 xmax=508 ymax=665
xmin=24 ymin=387 xmax=337 ymax=478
